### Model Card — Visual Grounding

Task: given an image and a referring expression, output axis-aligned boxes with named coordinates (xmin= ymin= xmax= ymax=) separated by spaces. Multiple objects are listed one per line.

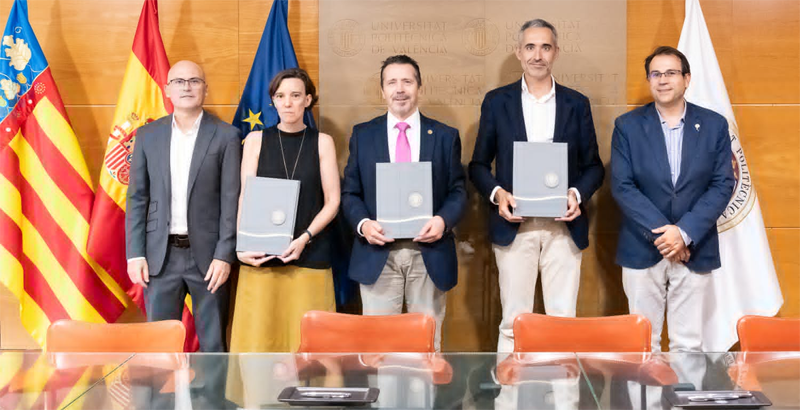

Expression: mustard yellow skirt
xmin=227 ymin=264 xmax=335 ymax=405
xmin=229 ymin=264 xmax=335 ymax=352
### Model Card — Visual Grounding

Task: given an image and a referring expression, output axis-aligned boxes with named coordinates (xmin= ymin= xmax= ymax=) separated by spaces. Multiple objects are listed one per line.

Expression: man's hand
xmin=279 ymin=234 xmax=310 ymax=263
xmin=362 ymin=220 xmax=395 ymax=246
xmin=555 ymin=190 xmax=581 ymax=222
xmin=496 ymin=188 xmax=524 ymax=223
xmin=652 ymin=224 xmax=687 ymax=262
xmin=127 ymin=259 xmax=149 ymax=288
xmin=204 ymin=259 xmax=231 ymax=293
xmin=678 ymin=248 xmax=691 ymax=263
xmin=414 ymin=216 xmax=446 ymax=243
xmin=237 ymin=251 xmax=274 ymax=267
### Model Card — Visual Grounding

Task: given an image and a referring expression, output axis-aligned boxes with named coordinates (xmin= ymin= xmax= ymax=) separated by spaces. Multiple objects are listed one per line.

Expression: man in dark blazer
xmin=126 ymin=60 xmax=241 ymax=353
xmin=469 ymin=19 xmax=605 ymax=353
xmin=342 ymin=55 xmax=467 ymax=350
xmin=611 ymin=46 xmax=734 ymax=353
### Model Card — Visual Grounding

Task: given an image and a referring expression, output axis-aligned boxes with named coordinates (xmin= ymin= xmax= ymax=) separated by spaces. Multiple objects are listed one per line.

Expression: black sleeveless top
xmin=256 ymin=126 xmax=330 ymax=269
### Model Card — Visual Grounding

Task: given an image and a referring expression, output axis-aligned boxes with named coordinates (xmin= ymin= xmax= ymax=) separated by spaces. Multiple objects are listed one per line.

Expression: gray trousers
xmin=145 ymin=245 xmax=230 ymax=352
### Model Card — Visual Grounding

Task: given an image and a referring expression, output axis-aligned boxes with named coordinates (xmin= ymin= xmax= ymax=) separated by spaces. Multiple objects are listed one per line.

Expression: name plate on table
xmin=236 ymin=176 xmax=300 ymax=255
xmin=513 ymin=141 xmax=568 ymax=218
xmin=376 ymin=162 xmax=433 ymax=239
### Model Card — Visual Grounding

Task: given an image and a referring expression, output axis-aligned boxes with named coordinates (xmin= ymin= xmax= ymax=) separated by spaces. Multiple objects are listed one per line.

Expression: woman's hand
xmin=237 ymin=251 xmax=274 ymax=267
xmin=278 ymin=234 xmax=310 ymax=263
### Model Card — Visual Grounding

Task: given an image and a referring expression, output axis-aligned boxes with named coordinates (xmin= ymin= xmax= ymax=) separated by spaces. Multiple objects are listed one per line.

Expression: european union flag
xmin=233 ymin=0 xmax=315 ymax=136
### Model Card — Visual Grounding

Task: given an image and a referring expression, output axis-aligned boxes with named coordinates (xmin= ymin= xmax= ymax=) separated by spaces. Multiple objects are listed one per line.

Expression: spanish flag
xmin=0 ymin=0 xmax=128 ymax=345
xmin=86 ymin=0 xmax=199 ymax=352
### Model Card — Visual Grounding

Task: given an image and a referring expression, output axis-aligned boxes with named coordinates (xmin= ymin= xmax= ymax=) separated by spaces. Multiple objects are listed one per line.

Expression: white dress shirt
xmin=357 ymin=109 xmax=422 ymax=236
xmin=128 ymin=112 xmax=203 ymax=262
xmin=169 ymin=111 xmax=203 ymax=235
xmin=490 ymin=75 xmax=581 ymax=205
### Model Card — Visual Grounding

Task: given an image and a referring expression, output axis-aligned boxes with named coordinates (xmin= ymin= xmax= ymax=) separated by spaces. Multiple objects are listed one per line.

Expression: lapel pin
xmin=695 ymin=123 xmax=700 ymax=132
xmin=427 ymin=129 xmax=433 ymax=135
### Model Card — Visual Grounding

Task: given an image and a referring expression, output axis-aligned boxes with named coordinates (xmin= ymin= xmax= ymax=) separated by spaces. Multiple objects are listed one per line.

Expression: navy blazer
xmin=610 ymin=102 xmax=734 ymax=271
xmin=469 ymin=81 xmax=605 ymax=249
xmin=341 ymin=113 xmax=467 ymax=292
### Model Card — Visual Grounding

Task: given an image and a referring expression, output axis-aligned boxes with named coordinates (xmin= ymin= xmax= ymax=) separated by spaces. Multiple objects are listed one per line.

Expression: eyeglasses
xmin=648 ymin=70 xmax=683 ymax=81
xmin=168 ymin=78 xmax=206 ymax=88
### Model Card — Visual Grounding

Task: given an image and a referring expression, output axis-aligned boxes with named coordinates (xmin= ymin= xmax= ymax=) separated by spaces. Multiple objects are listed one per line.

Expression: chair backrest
xmin=298 ymin=311 xmax=436 ymax=353
xmin=513 ymin=313 xmax=652 ymax=353
xmin=46 ymin=320 xmax=186 ymax=353
xmin=737 ymin=315 xmax=800 ymax=352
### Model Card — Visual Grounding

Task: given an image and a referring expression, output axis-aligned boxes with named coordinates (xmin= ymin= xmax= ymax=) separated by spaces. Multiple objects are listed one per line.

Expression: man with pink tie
xmin=341 ymin=55 xmax=467 ymax=350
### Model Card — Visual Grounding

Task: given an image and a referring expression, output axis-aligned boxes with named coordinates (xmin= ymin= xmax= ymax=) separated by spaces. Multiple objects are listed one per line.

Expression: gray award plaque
xmin=376 ymin=162 xmax=433 ymax=239
xmin=236 ymin=176 xmax=300 ymax=255
xmin=513 ymin=142 xmax=568 ymax=217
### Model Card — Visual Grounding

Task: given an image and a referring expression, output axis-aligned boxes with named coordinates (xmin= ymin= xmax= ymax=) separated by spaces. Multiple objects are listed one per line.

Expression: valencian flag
xmin=0 ymin=0 xmax=128 ymax=346
xmin=232 ymin=0 xmax=315 ymax=136
xmin=678 ymin=0 xmax=783 ymax=351
xmin=85 ymin=0 xmax=199 ymax=352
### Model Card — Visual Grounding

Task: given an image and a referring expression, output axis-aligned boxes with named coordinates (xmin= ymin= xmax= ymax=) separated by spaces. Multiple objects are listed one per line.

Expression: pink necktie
xmin=395 ymin=121 xmax=411 ymax=163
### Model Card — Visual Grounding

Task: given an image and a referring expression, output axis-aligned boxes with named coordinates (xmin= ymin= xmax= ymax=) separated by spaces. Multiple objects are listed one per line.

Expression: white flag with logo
xmin=678 ymin=0 xmax=783 ymax=351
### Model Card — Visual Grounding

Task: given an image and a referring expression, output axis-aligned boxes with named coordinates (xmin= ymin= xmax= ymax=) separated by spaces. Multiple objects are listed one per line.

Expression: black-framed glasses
xmin=168 ymin=77 xmax=206 ymax=88
xmin=648 ymin=70 xmax=683 ymax=81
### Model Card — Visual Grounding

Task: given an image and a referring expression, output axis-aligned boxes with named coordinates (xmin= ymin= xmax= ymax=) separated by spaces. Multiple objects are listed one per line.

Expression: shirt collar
xmin=655 ymin=100 xmax=687 ymax=127
xmin=387 ymin=109 xmax=421 ymax=132
xmin=172 ymin=111 xmax=204 ymax=136
xmin=521 ymin=74 xmax=556 ymax=103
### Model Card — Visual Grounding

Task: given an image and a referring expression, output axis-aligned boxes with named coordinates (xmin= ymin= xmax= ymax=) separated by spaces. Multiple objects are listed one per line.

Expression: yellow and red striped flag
xmin=85 ymin=0 xmax=199 ymax=352
xmin=0 ymin=0 xmax=128 ymax=345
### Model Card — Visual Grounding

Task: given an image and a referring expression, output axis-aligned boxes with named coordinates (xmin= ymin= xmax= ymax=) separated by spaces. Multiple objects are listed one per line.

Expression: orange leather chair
xmin=294 ymin=311 xmax=451 ymax=386
xmin=298 ymin=311 xmax=436 ymax=353
xmin=737 ymin=315 xmax=800 ymax=352
xmin=729 ymin=316 xmax=800 ymax=398
xmin=46 ymin=320 xmax=189 ymax=397
xmin=46 ymin=319 xmax=186 ymax=352
xmin=512 ymin=313 xmax=652 ymax=353
xmin=497 ymin=313 xmax=677 ymax=400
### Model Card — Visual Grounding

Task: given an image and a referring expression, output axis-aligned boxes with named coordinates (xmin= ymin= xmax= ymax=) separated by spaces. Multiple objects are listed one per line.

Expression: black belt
xmin=168 ymin=234 xmax=190 ymax=248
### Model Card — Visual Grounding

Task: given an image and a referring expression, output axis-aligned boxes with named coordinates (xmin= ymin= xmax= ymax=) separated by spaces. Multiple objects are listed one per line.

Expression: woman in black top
xmin=230 ymin=68 xmax=339 ymax=353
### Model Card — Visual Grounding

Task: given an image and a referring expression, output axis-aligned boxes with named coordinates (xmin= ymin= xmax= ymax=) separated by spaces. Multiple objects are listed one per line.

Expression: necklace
xmin=277 ymin=126 xmax=307 ymax=180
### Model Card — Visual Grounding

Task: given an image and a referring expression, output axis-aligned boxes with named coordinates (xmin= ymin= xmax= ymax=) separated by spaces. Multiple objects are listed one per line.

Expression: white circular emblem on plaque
xmin=271 ymin=210 xmax=286 ymax=226
xmin=408 ymin=192 xmax=424 ymax=208
xmin=544 ymin=172 xmax=559 ymax=188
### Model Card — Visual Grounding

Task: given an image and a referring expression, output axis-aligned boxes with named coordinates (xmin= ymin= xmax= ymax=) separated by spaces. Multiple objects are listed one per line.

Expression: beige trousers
xmin=360 ymin=241 xmax=447 ymax=351
xmin=494 ymin=218 xmax=582 ymax=353
xmin=622 ymin=258 xmax=711 ymax=353
xmin=623 ymin=259 xmax=710 ymax=407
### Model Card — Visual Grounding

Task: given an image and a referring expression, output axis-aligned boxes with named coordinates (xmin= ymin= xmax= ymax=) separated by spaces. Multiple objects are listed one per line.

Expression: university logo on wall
xmin=328 ymin=19 xmax=364 ymax=57
xmin=462 ymin=18 xmax=499 ymax=56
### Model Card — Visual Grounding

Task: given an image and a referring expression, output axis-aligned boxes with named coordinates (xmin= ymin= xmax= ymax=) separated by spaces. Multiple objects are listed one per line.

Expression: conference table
xmin=1 ymin=351 xmax=797 ymax=409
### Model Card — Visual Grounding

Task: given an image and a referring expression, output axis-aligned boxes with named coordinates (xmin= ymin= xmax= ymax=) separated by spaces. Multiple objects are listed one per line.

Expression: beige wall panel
xmin=158 ymin=0 xmax=240 ymax=105
xmin=734 ymin=106 xmax=800 ymax=228
xmin=731 ymin=0 xmax=800 ymax=104
xmin=581 ymin=233 xmax=628 ymax=316
xmin=767 ymin=228 xmax=800 ymax=318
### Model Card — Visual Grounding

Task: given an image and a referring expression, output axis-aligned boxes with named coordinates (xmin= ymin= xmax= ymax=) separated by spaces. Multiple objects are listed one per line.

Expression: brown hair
xmin=380 ymin=55 xmax=422 ymax=88
xmin=268 ymin=67 xmax=318 ymax=109
xmin=644 ymin=46 xmax=691 ymax=77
